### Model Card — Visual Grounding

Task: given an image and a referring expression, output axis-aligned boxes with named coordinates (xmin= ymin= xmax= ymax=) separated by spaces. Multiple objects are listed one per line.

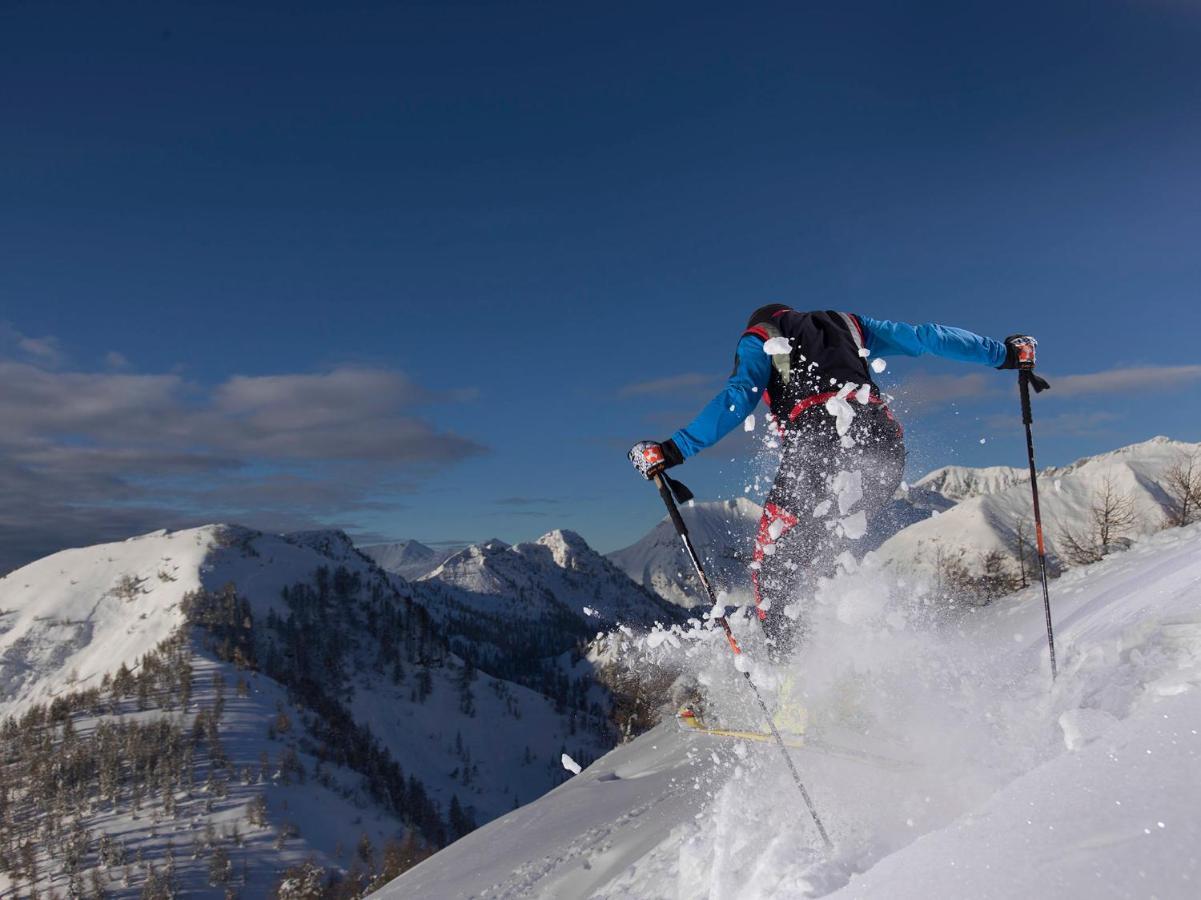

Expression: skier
xmin=629 ymin=306 xmax=1036 ymax=661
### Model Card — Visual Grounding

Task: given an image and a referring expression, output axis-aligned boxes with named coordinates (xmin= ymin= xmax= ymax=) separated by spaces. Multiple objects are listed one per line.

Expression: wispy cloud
xmin=984 ymin=409 xmax=1119 ymax=437
xmin=890 ymin=372 xmax=997 ymax=410
xmin=1046 ymin=365 xmax=1201 ymax=397
xmin=2 ymin=322 xmax=66 ymax=367
xmin=494 ymin=496 xmax=562 ymax=506
xmin=892 ymin=363 xmax=1201 ymax=411
xmin=619 ymin=372 xmax=717 ymax=397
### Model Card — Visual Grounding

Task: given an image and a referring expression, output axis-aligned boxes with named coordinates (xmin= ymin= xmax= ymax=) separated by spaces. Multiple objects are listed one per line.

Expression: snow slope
xmin=375 ymin=521 xmax=1201 ymax=899
xmin=0 ymin=527 xmax=210 ymax=715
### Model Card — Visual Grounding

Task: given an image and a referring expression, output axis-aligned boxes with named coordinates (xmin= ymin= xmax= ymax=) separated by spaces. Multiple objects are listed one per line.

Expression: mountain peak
xmin=536 ymin=528 xmax=591 ymax=551
xmin=285 ymin=528 xmax=360 ymax=561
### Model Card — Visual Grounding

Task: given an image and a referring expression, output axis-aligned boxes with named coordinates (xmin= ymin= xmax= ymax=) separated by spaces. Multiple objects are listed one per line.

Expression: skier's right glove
xmin=628 ymin=439 xmax=684 ymax=480
xmin=999 ymin=334 xmax=1038 ymax=370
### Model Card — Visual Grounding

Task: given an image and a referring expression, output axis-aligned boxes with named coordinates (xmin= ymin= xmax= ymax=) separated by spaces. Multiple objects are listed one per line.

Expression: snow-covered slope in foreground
xmin=376 ymin=522 xmax=1201 ymax=899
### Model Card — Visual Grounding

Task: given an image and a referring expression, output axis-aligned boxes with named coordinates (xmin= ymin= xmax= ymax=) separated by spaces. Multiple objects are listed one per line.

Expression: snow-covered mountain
xmin=875 ymin=435 xmax=1200 ymax=580
xmin=0 ymin=525 xmax=614 ymax=897
xmin=607 ymin=498 xmax=763 ymax=608
xmin=376 ymin=520 xmax=1201 ymax=899
xmin=360 ymin=539 xmax=458 ymax=581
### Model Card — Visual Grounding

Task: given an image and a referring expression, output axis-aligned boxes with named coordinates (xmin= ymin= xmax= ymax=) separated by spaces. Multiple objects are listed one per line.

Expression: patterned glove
xmin=628 ymin=439 xmax=684 ymax=479
xmin=999 ymin=335 xmax=1038 ymax=370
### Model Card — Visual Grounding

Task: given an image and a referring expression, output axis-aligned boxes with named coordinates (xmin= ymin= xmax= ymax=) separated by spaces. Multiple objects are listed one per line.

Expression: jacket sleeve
xmin=670 ymin=334 xmax=771 ymax=459
xmin=858 ymin=316 xmax=1007 ymax=368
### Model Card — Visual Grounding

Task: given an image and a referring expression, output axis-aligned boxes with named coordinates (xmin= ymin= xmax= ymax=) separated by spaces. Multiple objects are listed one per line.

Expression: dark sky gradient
xmin=2 ymin=1 xmax=1199 ymax=563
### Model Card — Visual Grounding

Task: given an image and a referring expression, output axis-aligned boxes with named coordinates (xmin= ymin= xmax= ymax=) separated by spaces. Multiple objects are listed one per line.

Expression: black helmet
xmin=746 ymin=304 xmax=792 ymax=328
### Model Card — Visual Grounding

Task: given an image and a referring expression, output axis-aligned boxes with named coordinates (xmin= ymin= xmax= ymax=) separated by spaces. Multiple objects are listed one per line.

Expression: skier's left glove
xmin=628 ymin=439 xmax=684 ymax=480
xmin=998 ymin=335 xmax=1038 ymax=370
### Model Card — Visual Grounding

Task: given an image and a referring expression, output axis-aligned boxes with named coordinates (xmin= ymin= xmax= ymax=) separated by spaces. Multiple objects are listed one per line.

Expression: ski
xmin=677 ymin=708 xmax=916 ymax=771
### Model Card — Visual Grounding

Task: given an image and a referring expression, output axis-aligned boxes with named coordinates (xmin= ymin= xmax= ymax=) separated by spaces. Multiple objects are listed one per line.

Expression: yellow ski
xmin=677 ymin=707 xmax=914 ymax=771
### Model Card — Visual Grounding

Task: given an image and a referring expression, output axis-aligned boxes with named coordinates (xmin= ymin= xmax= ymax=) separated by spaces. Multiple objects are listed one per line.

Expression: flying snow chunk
xmin=744 ymin=414 xmax=756 ymax=432
xmin=871 ymin=357 xmax=887 ymax=374
xmin=763 ymin=337 xmax=792 ymax=355
xmin=858 ymin=347 xmax=870 ymax=357
xmin=561 ymin=753 xmax=582 ymax=775
xmin=832 ymin=469 xmax=863 ymax=515
xmin=582 ymin=606 xmax=598 ymax=618
xmin=855 ymin=383 xmax=872 ymax=405
xmin=839 ymin=510 xmax=867 ymax=540
xmin=835 ymin=550 xmax=858 ymax=574
xmin=825 ymin=394 xmax=856 ymax=437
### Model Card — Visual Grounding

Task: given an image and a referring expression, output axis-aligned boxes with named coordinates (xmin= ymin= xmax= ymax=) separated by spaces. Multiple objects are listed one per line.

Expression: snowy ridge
xmin=911 ymin=463 xmax=1029 ymax=500
xmin=376 ymin=521 xmax=1201 ymax=899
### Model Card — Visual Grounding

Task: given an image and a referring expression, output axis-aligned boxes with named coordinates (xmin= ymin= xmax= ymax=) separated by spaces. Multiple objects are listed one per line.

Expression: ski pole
xmin=1017 ymin=361 xmax=1056 ymax=681
xmin=652 ymin=472 xmax=833 ymax=848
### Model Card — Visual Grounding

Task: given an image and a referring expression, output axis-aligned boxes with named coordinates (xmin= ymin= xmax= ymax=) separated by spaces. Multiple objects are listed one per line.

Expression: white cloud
xmin=1047 ymin=365 xmax=1201 ymax=397
xmin=619 ymin=372 xmax=717 ymax=397
xmin=891 ymin=372 xmax=996 ymax=410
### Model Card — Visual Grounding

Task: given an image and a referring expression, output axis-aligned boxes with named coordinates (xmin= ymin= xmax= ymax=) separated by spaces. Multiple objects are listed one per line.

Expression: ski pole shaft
xmin=652 ymin=474 xmax=833 ymax=847
xmin=1019 ymin=370 xmax=1057 ymax=681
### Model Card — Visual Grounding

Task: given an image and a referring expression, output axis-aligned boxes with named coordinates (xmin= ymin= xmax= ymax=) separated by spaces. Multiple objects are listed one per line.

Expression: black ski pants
xmin=750 ymin=403 xmax=906 ymax=657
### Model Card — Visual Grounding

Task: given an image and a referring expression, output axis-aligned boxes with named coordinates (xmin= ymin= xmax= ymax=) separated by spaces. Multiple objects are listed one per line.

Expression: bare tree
xmin=977 ymin=550 xmax=1022 ymax=602
xmin=1060 ymin=475 xmax=1137 ymax=565
xmin=1007 ymin=518 xmax=1034 ymax=588
xmin=1162 ymin=451 xmax=1201 ymax=527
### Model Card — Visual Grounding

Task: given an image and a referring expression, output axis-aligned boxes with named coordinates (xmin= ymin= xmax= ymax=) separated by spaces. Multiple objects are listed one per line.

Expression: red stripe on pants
xmin=751 ymin=502 xmax=799 ymax=620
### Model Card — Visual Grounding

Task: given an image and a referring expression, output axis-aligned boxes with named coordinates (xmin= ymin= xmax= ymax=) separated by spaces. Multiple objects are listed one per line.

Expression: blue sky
xmin=2 ymin=1 xmax=1199 ymax=569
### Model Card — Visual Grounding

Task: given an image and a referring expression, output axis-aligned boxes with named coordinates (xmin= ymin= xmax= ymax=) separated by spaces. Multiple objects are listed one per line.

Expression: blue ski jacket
xmin=669 ymin=317 xmax=1006 ymax=459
